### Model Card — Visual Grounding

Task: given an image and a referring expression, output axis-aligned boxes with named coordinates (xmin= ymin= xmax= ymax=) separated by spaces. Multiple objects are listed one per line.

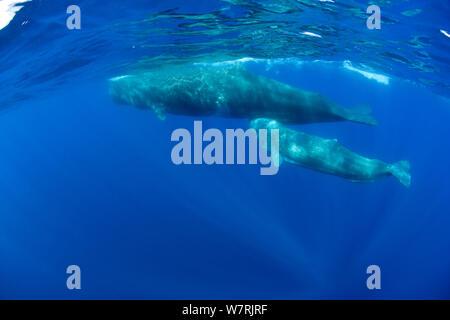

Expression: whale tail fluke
xmin=343 ymin=104 xmax=378 ymax=126
xmin=389 ymin=160 xmax=411 ymax=188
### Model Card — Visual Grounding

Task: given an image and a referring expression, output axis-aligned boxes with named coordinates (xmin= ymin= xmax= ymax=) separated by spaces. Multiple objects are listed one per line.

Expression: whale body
xmin=250 ymin=118 xmax=411 ymax=187
xmin=109 ymin=64 xmax=377 ymax=126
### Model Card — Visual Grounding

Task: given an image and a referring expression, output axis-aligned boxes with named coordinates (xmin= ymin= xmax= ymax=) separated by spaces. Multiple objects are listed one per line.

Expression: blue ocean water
xmin=0 ymin=0 xmax=449 ymax=299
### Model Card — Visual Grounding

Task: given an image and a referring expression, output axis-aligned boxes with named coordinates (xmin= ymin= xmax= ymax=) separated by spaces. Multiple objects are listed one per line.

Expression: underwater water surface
xmin=0 ymin=0 xmax=449 ymax=299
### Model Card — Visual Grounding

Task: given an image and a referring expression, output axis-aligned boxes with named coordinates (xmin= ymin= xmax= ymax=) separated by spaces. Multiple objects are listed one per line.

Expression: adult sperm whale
xmin=109 ymin=64 xmax=377 ymax=126
xmin=250 ymin=118 xmax=411 ymax=187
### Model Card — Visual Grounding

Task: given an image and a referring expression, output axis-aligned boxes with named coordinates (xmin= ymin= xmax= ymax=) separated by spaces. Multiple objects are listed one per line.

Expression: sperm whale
xmin=250 ymin=118 xmax=411 ymax=187
xmin=109 ymin=64 xmax=377 ymax=126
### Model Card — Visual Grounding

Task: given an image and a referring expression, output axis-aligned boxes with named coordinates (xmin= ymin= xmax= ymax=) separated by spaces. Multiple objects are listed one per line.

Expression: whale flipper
xmin=389 ymin=161 xmax=411 ymax=188
xmin=153 ymin=106 xmax=166 ymax=120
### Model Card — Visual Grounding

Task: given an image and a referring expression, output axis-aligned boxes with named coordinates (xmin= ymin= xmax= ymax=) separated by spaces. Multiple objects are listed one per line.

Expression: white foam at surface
xmin=0 ymin=0 xmax=31 ymax=31
xmin=343 ymin=61 xmax=390 ymax=85
xmin=300 ymin=31 xmax=322 ymax=38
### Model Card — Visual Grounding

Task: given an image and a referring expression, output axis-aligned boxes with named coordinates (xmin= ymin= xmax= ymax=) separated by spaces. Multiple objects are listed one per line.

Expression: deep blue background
xmin=1 ymin=62 xmax=449 ymax=299
xmin=0 ymin=0 xmax=449 ymax=299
